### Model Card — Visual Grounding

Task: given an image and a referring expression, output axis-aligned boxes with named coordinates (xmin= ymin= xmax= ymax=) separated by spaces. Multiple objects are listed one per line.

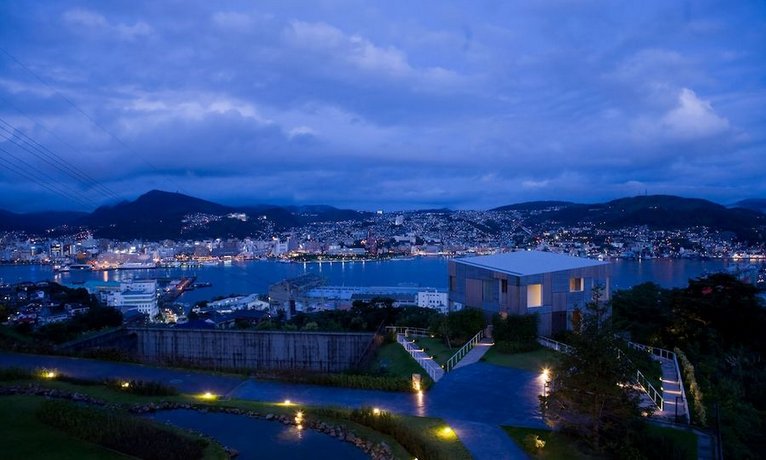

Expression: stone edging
xmin=0 ymin=384 xmax=394 ymax=460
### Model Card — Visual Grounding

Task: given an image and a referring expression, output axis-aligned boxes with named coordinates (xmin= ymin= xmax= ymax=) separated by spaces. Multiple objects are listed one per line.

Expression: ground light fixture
xmin=40 ymin=369 xmax=57 ymax=379
xmin=372 ymin=407 xmax=381 ymax=416
xmin=437 ymin=425 xmax=456 ymax=440
xmin=120 ymin=381 xmax=130 ymax=389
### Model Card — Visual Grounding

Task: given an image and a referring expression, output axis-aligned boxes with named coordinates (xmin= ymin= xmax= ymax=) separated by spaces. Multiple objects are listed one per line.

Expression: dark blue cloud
xmin=0 ymin=0 xmax=764 ymax=212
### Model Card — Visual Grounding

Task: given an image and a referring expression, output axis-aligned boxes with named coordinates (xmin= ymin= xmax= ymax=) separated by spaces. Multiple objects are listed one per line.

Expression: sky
xmin=0 ymin=1 xmax=765 ymax=212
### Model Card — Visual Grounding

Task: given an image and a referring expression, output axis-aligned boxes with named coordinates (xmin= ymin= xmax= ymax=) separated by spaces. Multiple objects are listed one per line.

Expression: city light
xmin=198 ymin=392 xmax=217 ymax=400
xmin=120 ymin=381 xmax=130 ymax=389
xmin=282 ymin=399 xmax=293 ymax=406
xmin=372 ymin=407 xmax=381 ymax=416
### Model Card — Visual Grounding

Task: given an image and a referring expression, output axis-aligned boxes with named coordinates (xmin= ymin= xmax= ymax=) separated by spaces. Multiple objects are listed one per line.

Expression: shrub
xmin=675 ymin=347 xmax=706 ymax=426
xmin=315 ymin=406 xmax=455 ymax=460
xmin=493 ymin=340 xmax=538 ymax=354
xmin=105 ymin=378 xmax=179 ymax=396
xmin=37 ymin=400 xmax=208 ymax=460
xmin=0 ymin=366 xmax=33 ymax=381
xmin=492 ymin=313 xmax=538 ymax=344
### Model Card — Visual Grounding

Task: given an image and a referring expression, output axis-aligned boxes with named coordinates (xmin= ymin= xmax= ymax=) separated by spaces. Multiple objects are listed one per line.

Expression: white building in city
xmin=417 ymin=290 xmax=449 ymax=313
xmin=107 ymin=280 xmax=159 ymax=319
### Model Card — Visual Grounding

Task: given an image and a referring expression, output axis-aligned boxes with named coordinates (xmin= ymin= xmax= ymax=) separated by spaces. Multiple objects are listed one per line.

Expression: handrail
xmin=541 ymin=336 xmax=669 ymax=415
xmin=636 ymin=368 xmax=664 ymax=411
xmin=445 ymin=329 xmax=484 ymax=372
xmin=396 ymin=334 xmax=442 ymax=382
xmin=537 ymin=336 xmax=574 ymax=354
xmin=626 ymin=341 xmax=675 ymax=360
xmin=385 ymin=326 xmax=430 ymax=337
xmin=625 ymin=339 xmax=690 ymax=423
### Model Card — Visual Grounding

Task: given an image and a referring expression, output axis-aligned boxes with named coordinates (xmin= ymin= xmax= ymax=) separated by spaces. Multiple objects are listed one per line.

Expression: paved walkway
xmin=0 ymin=352 xmax=544 ymax=458
xmin=453 ymin=338 xmax=494 ymax=370
xmin=447 ymin=419 xmax=529 ymax=460
xmin=655 ymin=357 xmax=686 ymax=421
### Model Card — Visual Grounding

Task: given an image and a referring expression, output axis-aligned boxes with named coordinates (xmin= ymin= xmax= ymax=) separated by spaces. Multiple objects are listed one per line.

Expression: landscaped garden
xmin=0 ymin=367 xmax=470 ymax=460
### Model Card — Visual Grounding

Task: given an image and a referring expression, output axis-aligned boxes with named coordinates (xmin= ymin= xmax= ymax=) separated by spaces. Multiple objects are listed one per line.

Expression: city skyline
xmin=1 ymin=1 xmax=765 ymax=212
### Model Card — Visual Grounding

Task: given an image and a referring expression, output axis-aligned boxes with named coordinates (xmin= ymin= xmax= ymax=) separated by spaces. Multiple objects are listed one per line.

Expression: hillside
xmin=733 ymin=199 xmax=766 ymax=214
xmin=529 ymin=195 xmax=766 ymax=241
xmin=0 ymin=190 xmax=369 ymax=240
xmin=0 ymin=209 xmax=86 ymax=233
xmin=492 ymin=201 xmax=575 ymax=212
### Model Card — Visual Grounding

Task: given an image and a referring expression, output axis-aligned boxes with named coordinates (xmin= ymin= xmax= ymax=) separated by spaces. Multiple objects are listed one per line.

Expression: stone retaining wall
xmin=130 ymin=328 xmax=374 ymax=373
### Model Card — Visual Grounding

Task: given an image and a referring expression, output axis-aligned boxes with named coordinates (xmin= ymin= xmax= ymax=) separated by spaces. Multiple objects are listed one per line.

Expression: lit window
xmin=527 ymin=284 xmax=542 ymax=308
xmin=569 ymin=278 xmax=584 ymax=292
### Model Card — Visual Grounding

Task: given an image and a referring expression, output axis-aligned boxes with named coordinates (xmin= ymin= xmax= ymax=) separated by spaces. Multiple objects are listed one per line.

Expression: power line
xmin=0 ymin=142 xmax=98 ymax=209
xmin=0 ymin=117 xmax=122 ymax=201
xmin=0 ymin=146 xmax=95 ymax=209
xmin=0 ymin=96 xmax=124 ymax=200
xmin=0 ymin=46 xmax=187 ymax=194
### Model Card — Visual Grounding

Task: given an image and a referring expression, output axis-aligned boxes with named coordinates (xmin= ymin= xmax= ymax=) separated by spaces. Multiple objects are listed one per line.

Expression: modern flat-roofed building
xmin=448 ymin=251 xmax=610 ymax=336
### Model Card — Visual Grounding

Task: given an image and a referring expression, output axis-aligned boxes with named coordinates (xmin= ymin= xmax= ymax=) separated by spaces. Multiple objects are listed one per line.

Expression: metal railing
xmin=626 ymin=341 xmax=675 ymax=360
xmin=626 ymin=340 xmax=690 ymax=423
xmin=537 ymin=336 xmax=574 ymax=354
xmin=385 ymin=326 xmax=431 ymax=337
xmin=540 ymin=336 xmax=670 ymax=415
xmin=445 ymin=329 xmax=484 ymax=372
xmin=396 ymin=333 xmax=443 ymax=382
xmin=635 ymin=368 xmax=664 ymax=411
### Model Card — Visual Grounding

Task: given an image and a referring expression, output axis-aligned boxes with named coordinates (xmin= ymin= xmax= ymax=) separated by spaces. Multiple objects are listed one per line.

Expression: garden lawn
xmin=370 ymin=341 xmax=426 ymax=379
xmin=482 ymin=347 xmax=560 ymax=372
xmin=503 ymin=425 xmax=698 ymax=460
xmin=412 ymin=336 xmax=458 ymax=366
xmin=502 ymin=426 xmax=595 ymax=459
xmin=645 ymin=425 xmax=698 ymax=460
xmin=0 ymin=395 xmax=130 ymax=460
xmin=0 ymin=377 xmax=444 ymax=460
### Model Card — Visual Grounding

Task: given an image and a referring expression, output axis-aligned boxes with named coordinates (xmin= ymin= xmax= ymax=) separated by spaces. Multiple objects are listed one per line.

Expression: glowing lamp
xmin=41 ymin=370 xmax=57 ymax=379
xmin=372 ymin=407 xmax=381 ymax=416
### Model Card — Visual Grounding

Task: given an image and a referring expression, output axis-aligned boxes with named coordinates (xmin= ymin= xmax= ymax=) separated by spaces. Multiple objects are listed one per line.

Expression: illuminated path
xmin=0 ymin=352 xmax=544 ymax=459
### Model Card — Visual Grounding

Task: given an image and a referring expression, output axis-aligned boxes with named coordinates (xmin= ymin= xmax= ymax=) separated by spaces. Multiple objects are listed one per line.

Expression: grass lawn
xmin=646 ymin=425 xmax=698 ymax=460
xmin=482 ymin=347 xmax=560 ymax=372
xmin=503 ymin=426 xmax=594 ymax=459
xmin=0 ymin=395 xmax=130 ymax=460
xmin=411 ymin=336 xmax=458 ymax=366
xmin=1 ymin=376 xmax=471 ymax=460
xmin=503 ymin=425 xmax=698 ymax=460
xmin=370 ymin=341 xmax=427 ymax=378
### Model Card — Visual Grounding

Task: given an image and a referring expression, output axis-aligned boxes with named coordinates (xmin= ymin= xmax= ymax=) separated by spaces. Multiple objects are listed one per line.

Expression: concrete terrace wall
xmin=129 ymin=328 xmax=374 ymax=373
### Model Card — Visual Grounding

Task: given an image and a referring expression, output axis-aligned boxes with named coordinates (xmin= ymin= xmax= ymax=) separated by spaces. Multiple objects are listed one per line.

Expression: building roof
xmin=455 ymin=251 xmax=608 ymax=276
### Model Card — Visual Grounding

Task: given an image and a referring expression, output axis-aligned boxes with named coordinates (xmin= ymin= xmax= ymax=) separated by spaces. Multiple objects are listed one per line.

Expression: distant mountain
xmin=0 ymin=209 xmax=86 ymax=233
xmin=284 ymin=205 xmax=372 ymax=223
xmin=70 ymin=190 xmax=367 ymax=239
xmin=492 ymin=201 xmax=576 ymax=212
xmin=732 ymin=199 xmax=766 ymax=214
xmin=526 ymin=195 xmax=766 ymax=241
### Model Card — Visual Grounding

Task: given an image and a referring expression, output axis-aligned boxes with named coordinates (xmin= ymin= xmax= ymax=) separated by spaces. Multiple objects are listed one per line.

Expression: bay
xmin=0 ymin=257 xmax=758 ymax=305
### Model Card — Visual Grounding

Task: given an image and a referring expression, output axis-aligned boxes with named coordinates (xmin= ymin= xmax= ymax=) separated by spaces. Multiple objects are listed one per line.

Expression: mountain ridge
xmin=1 ymin=191 xmax=764 ymax=241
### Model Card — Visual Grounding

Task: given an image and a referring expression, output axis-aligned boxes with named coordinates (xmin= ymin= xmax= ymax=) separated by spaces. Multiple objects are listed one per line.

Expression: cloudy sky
xmin=0 ymin=1 xmax=764 ymax=212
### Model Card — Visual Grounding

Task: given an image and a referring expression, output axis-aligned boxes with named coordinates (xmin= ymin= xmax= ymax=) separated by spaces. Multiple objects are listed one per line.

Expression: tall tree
xmin=543 ymin=287 xmax=644 ymax=453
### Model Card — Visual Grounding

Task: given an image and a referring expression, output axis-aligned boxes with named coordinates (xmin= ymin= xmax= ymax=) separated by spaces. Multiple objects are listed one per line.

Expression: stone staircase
xmin=395 ymin=333 xmax=445 ymax=382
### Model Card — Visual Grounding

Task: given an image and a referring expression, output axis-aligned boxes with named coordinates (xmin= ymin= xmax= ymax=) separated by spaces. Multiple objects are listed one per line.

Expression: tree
xmin=543 ymin=288 xmax=643 ymax=454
